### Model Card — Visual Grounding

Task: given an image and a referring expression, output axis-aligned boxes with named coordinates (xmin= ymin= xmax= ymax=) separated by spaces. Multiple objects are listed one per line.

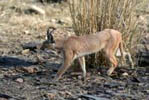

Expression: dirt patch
xmin=0 ymin=0 xmax=149 ymax=100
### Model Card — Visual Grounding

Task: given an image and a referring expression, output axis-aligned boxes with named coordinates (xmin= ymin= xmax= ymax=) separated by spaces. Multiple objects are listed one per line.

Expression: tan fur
xmin=41 ymin=29 xmax=125 ymax=81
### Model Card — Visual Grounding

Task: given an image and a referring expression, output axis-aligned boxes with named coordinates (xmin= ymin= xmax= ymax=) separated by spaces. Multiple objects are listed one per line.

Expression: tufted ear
xmin=47 ymin=27 xmax=56 ymax=43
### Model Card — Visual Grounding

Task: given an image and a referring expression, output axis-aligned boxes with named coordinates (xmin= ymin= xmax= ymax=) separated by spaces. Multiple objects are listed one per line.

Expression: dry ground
xmin=0 ymin=0 xmax=149 ymax=100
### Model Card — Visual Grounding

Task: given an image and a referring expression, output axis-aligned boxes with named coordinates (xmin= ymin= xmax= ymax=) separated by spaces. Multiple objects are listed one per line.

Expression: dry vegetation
xmin=69 ymin=0 xmax=148 ymax=67
xmin=0 ymin=0 xmax=71 ymax=34
xmin=0 ymin=0 xmax=72 ymax=55
xmin=0 ymin=0 xmax=149 ymax=100
xmin=0 ymin=0 xmax=148 ymax=67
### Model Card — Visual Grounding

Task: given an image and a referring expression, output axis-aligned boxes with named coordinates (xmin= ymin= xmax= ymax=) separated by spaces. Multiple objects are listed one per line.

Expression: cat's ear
xmin=47 ymin=27 xmax=56 ymax=43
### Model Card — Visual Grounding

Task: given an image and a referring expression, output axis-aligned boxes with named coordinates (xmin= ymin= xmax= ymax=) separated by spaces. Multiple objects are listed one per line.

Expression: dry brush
xmin=69 ymin=0 xmax=146 ymax=67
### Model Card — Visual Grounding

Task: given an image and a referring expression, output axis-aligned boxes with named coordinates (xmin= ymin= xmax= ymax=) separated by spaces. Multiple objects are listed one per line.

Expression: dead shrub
xmin=69 ymin=0 xmax=146 ymax=67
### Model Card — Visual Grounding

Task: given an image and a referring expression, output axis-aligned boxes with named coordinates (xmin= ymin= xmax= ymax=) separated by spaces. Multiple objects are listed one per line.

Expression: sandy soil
xmin=0 ymin=0 xmax=149 ymax=100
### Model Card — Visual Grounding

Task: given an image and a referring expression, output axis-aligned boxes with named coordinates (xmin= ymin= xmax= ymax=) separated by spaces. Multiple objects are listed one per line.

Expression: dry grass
xmin=0 ymin=0 xmax=71 ymax=27
xmin=0 ymin=0 xmax=71 ymax=41
xmin=0 ymin=0 xmax=73 ymax=55
xmin=0 ymin=0 xmax=148 ymax=67
xmin=69 ymin=0 xmax=147 ymax=67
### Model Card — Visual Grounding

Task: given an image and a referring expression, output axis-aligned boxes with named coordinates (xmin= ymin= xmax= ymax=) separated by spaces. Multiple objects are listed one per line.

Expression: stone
xmin=21 ymin=49 xmax=30 ymax=55
xmin=22 ymin=42 xmax=40 ymax=50
xmin=15 ymin=78 xmax=24 ymax=83
xmin=78 ymin=75 xmax=82 ymax=80
xmin=80 ymin=94 xmax=109 ymax=100
xmin=47 ymin=90 xmax=57 ymax=99
xmin=0 ymin=74 xmax=4 ymax=79
xmin=122 ymin=72 xmax=128 ymax=76
xmin=22 ymin=66 xmax=38 ymax=74
xmin=47 ymin=93 xmax=56 ymax=99
xmin=0 ymin=98 xmax=8 ymax=100
xmin=28 ymin=5 xmax=45 ymax=15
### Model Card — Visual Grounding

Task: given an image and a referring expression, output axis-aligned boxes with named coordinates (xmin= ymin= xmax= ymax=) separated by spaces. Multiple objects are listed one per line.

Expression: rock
xmin=0 ymin=93 xmax=13 ymax=100
xmin=47 ymin=93 xmax=56 ymax=99
xmin=15 ymin=78 xmax=24 ymax=83
xmin=145 ymin=45 xmax=149 ymax=51
xmin=22 ymin=42 xmax=40 ymax=50
xmin=80 ymin=94 xmax=109 ymax=100
xmin=65 ymin=91 xmax=72 ymax=96
xmin=0 ymin=74 xmax=4 ymax=79
xmin=77 ymin=98 xmax=81 ymax=100
xmin=21 ymin=49 xmax=30 ymax=55
xmin=28 ymin=5 xmax=45 ymax=15
xmin=0 ymin=98 xmax=8 ymax=100
xmin=104 ymin=82 xmax=120 ymax=88
xmin=59 ymin=91 xmax=72 ymax=97
xmin=130 ymin=77 xmax=141 ymax=83
xmin=21 ymin=66 xmax=38 ymax=74
xmin=47 ymin=90 xmax=57 ymax=99
xmin=78 ymin=75 xmax=82 ymax=80
xmin=98 ymin=72 xmax=101 ymax=75
xmin=36 ymin=54 xmax=46 ymax=64
xmin=8 ymin=98 xmax=16 ymax=100
xmin=50 ymin=19 xmax=57 ymax=23
xmin=146 ymin=90 xmax=149 ymax=93
xmin=23 ymin=30 xmax=30 ymax=35
xmin=122 ymin=72 xmax=128 ymax=76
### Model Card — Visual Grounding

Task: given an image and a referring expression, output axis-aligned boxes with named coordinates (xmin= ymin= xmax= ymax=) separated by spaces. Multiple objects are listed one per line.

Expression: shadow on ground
xmin=0 ymin=56 xmax=36 ymax=68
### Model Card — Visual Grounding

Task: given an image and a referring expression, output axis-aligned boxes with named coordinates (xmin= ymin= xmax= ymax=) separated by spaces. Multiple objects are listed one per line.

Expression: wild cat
xmin=40 ymin=27 xmax=132 ymax=81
